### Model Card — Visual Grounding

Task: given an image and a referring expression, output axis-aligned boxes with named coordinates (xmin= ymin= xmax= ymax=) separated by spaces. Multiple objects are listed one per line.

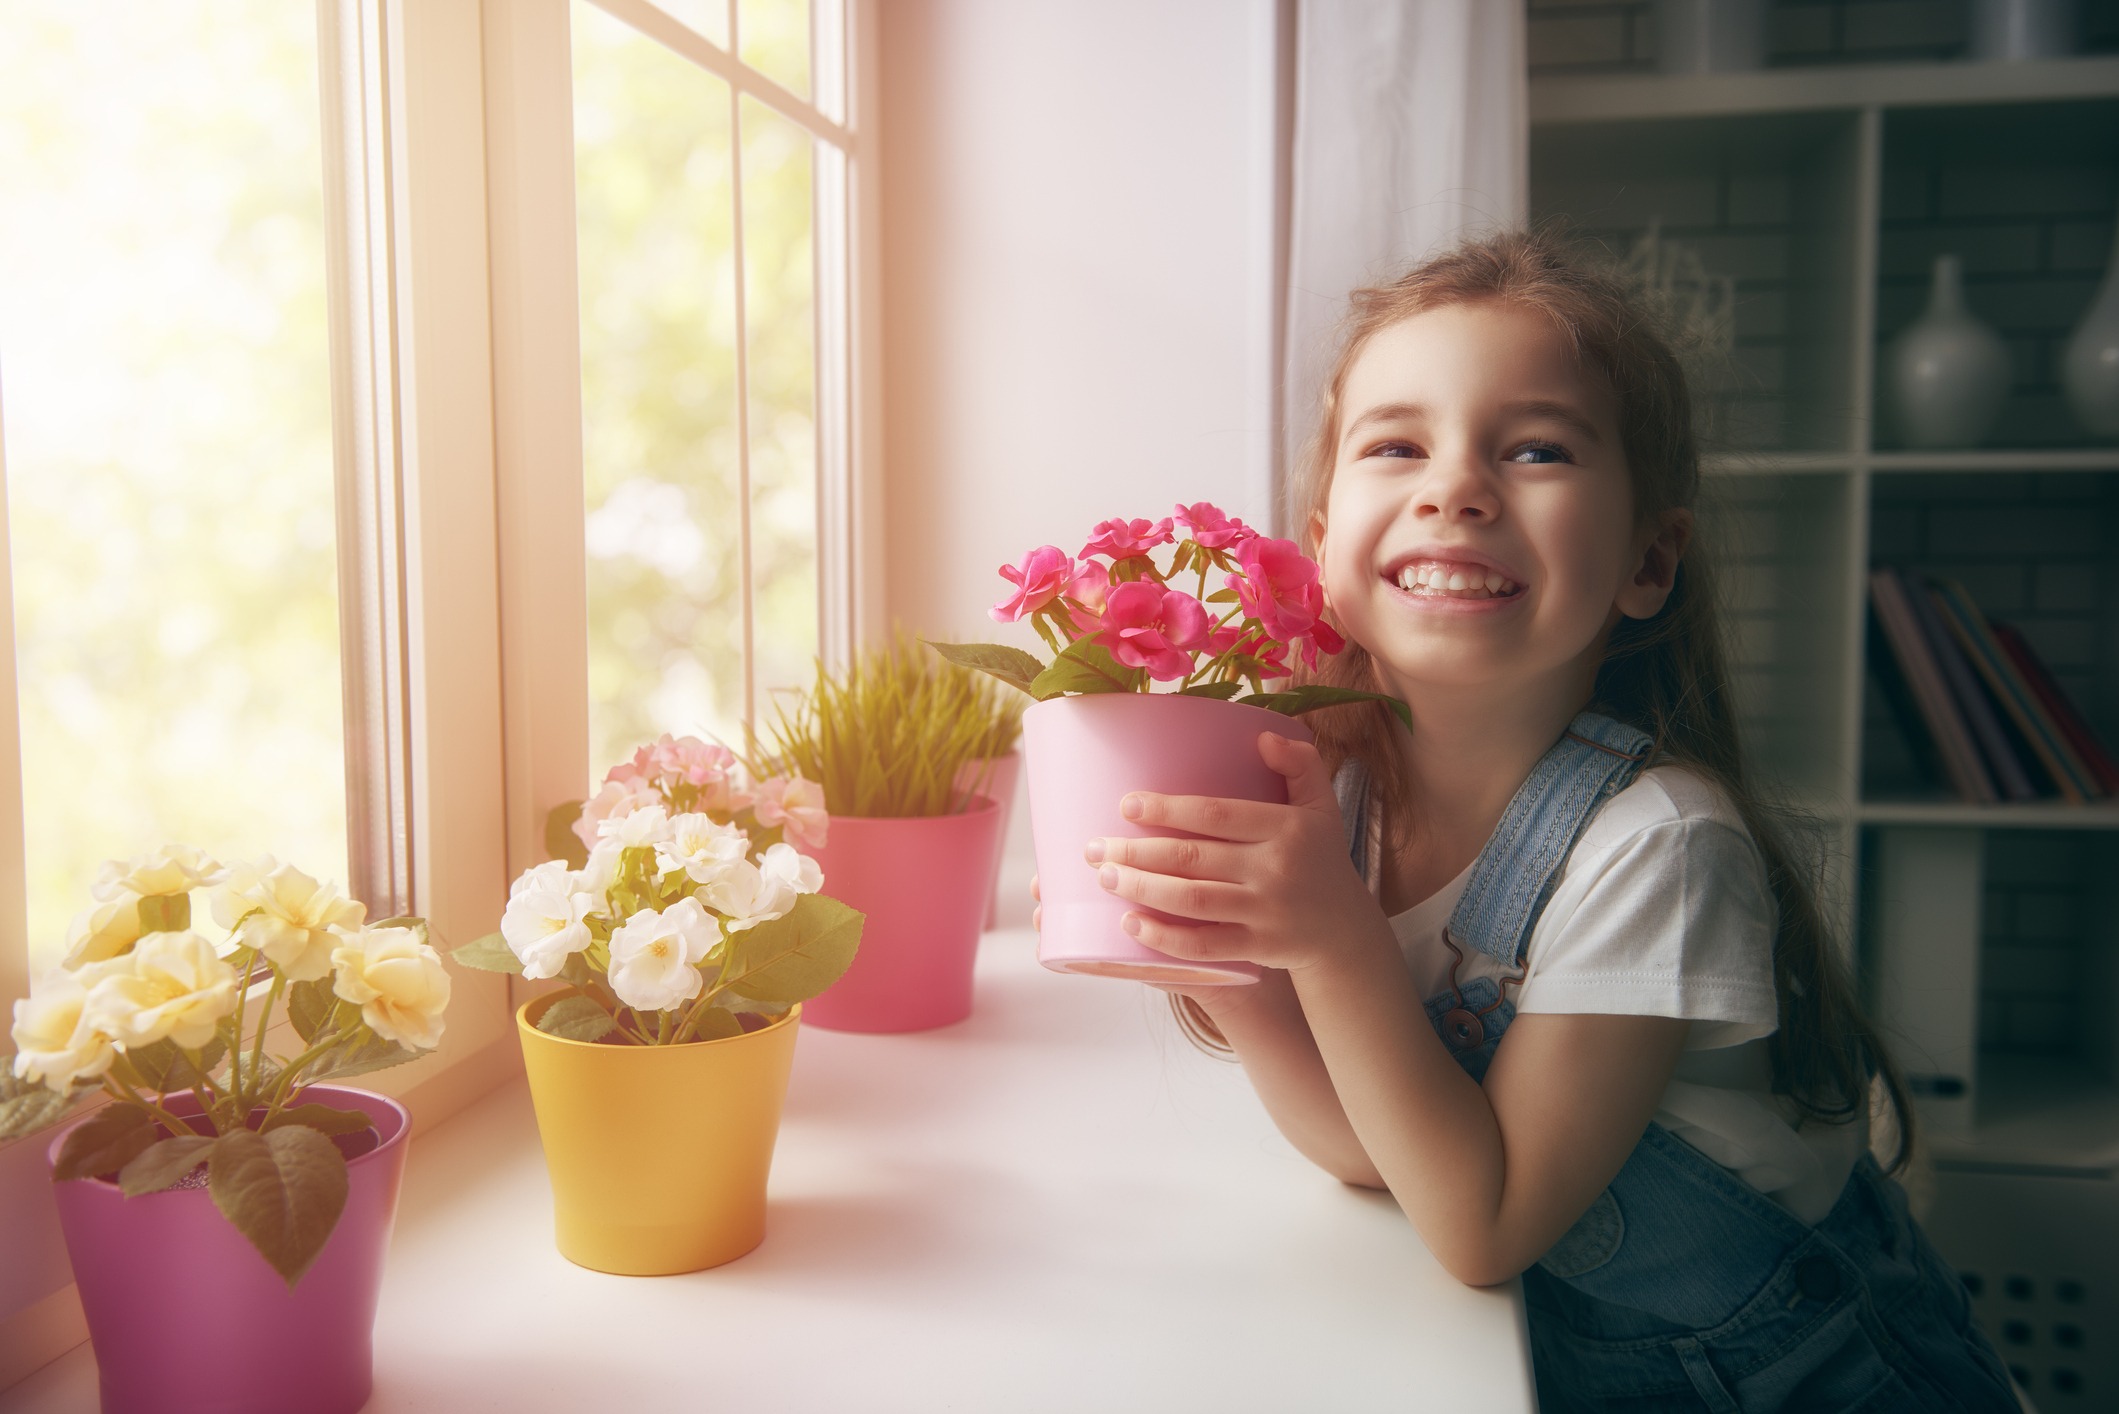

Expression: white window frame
xmin=0 ymin=0 xmax=881 ymax=1384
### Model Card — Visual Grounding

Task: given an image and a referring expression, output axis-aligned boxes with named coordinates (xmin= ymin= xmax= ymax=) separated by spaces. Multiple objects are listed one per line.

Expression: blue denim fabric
xmin=1335 ymin=718 xmax=2017 ymax=1413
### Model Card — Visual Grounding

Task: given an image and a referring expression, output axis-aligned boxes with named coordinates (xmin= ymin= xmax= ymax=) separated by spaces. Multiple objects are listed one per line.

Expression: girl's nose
xmin=1413 ymin=447 xmax=1501 ymax=524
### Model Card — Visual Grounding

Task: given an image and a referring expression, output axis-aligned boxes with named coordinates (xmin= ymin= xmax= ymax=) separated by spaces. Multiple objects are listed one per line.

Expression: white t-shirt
xmin=1386 ymin=765 xmax=1864 ymax=1225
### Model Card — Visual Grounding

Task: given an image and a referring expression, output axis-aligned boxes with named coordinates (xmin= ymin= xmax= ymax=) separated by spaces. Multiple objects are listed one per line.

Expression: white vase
xmin=1969 ymin=0 xmax=2077 ymax=61
xmin=1657 ymin=0 xmax=1768 ymax=74
xmin=2061 ymin=219 xmax=2119 ymax=438
xmin=1888 ymin=255 xmax=2012 ymax=450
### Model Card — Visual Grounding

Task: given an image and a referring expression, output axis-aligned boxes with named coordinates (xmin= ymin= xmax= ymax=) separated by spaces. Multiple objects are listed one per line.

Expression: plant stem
xmin=102 ymin=1076 xmax=199 ymax=1138
xmin=246 ymin=970 xmax=285 ymax=1106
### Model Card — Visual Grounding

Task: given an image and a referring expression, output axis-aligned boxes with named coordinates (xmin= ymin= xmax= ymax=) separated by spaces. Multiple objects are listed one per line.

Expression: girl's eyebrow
xmin=1341 ymin=399 xmax=1607 ymax=450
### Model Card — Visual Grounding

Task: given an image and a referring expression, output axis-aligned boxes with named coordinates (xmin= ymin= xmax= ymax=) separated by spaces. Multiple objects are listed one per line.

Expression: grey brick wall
xmin=1980 ymin=830 xmax=2092 ymax=1057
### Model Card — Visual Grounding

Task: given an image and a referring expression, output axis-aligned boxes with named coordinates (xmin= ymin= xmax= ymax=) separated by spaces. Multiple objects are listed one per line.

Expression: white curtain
xmin=1281 ymin=0 xmax=1527 ymax=514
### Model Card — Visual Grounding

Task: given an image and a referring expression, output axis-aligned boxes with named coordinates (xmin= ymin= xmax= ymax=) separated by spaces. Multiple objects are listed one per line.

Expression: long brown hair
xmin=1183 ymin=230 xmax=1911 ymax=1168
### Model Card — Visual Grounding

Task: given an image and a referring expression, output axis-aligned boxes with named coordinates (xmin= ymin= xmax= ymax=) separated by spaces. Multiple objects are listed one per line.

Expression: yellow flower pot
xmin=516 ymin=993 xmax=801 ymax=1275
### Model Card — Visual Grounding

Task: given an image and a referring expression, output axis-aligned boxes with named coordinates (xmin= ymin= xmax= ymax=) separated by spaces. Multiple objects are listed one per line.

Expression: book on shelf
xmin=1928 ymin=579 xmax=2099 ymax=804
xmin=1867 ymin=568 xmax=1997 ymax=803
xmin=1866 ymin=567 xmax=2119 ymax=805
xmin=1989 ymin=620 xmax=2119 ymax=797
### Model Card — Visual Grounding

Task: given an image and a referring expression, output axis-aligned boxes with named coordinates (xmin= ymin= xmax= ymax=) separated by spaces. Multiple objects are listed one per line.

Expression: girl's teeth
xmin=1391 ymin=562 xmax=1522 ymax=599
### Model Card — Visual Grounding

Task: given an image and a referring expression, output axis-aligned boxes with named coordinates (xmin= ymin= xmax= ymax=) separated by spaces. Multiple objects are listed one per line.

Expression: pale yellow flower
xmin=90 ymin=845 xmax=226 ymax=902
xmin=216 ymin=857 xmax=366 ymax=981
xmin=62 ymin=897 xmax=143 ymax=967
xmin=330 ymin=926 xmax=449 ymax=1050
xmin=10 ymin=969 xmax=117 ymax=1093
xmin=82 ymin=931 xmax=239 ymax=1051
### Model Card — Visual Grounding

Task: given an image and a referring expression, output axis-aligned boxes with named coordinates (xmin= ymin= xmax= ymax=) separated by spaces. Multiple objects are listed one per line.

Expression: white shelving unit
xmin=1533 ymin=50 xmax=2119 ymax=1406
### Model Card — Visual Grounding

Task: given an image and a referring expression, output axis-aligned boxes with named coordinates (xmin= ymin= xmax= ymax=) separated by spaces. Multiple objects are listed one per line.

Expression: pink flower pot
xmin=1023 ymin=693 xmax=1313 ymax=985
xmin=802 ymin=797 xmax=1006 ymax=1032
xmin=954 ymin=750 xmax=1022 ymax=928
xmin=47 ymin=1085 xmax=411 ymax=1414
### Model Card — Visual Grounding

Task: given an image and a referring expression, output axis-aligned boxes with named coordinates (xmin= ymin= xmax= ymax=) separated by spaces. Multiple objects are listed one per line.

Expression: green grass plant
xmin=751 ymin=631 xmax=1025 ymax=818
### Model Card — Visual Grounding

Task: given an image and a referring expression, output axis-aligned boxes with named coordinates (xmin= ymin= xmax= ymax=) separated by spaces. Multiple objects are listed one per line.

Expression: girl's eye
xmin=1369 ymin=440 xmax=1425 ymax=459
xmin=1505 ymin=440 xmax=1574 ymax=465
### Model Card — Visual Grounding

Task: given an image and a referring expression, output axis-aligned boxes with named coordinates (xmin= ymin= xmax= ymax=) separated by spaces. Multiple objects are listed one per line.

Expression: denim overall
xmin=1337 ymin=712 xmax=2017 ymax=1414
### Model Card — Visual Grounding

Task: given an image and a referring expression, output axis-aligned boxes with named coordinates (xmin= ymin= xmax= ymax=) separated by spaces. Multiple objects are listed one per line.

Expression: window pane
xmin=656 ymin=0 xmax=730 ymax=52
xmin=0 ymin=1 xmax=346 ymax=971
xmin=574 ymin=3 xmax=745 ymax=768
xmin=738 ymin=0 xmax=809 ymax=100
xmin=740 ymin=96 xmax=817 ymax=715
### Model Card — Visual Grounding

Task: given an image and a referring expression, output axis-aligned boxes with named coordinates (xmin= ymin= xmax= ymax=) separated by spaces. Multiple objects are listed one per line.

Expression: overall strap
xmin=1446 ymin=711 xmax=1654 ymax=966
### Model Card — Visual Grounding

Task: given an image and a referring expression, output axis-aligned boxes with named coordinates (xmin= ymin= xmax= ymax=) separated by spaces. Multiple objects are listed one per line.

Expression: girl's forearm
xmin=1286 ymin=940 xmax=1519 ymax=1283
xmin=1194 ymin=971 xmax=1385 ymax=1188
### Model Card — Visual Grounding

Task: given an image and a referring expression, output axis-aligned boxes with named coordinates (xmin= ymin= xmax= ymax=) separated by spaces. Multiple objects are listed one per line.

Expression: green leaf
xmin=118 ymin=1135 xmax=217 ymax=1196
xmin=1205 ymin=588 xmax=1240 ymax=604
xmin=260 ymin=1103 xmax=376 ymax=1138
xmin=52 ymin=1105 xmax=159 ymax=1181
xmin=122 ymin=1036 xmax=229 ymax=1094
xmin=716 ymin=991 xmax=791 ymax=1018
xmin=1177 ymin=680 xmax=1246 ymax=700
xmin=1028 ymin=638 xmax=1138 ymax=700
xmin=136 ymin=892 xmax=191 ymax=933
xmin=0 ymin=1080 xmax=82 ymax=1142
xmin=718 ymin=893 xmax=864 ymax=1004
xmin=1240 ymin=684 xmax=1413 ymax=733
xmin=302 ymin=1034 xmax=423 ymax=1083
xmin=209 ymin=1125 xmax=350 ymax=1288
xmin=545 ymin=802 xmax=588 ymax=869
xmin=287 ymin=978 xmax=336 ymax=1044
xmin=923 ymin=640 xmax=1046 ymax=698
xmin=450 ymin=932 xmax=524 ymax=975
xmin=689 ymin=1007 xmax=744 ymax=1042
xmin=534 ymin=995 xmax=617 ymax=1044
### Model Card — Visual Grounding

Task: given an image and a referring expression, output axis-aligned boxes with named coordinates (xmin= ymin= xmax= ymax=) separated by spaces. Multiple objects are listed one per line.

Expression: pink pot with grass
xmin=954 ymin=750 xmax=1021 ymax=928
xmin=47 ymin=1085 xmax=410 ymax=1414
xmin=1024 ymin=693 xmax=1312 ymax=985
xmin=803 ymin=795 xmax=1004 ymax=1032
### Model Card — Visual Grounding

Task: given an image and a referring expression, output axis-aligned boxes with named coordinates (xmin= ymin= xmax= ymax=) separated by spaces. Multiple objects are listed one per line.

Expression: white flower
xmin=82 ymin=931 xmax=240 ymax=1051
xmin=601 ymin=802 xmax=671 ymax=848
xmin=212 ymin=857 xmax=367 ymax=981
xmin=330 ymin=926 xmax=450 ymax=1050
xmin=91 ymin=845 xmax=227 ymax=902
xmin=655 ymin=812 xmax=749 ymax=885
xmin=11 ymin=969 xmax=117 ymax=1093
xmin=575 ymin=839 xmax=622 ymax=899
xmin=605 ymin=897 xmax=718 ymax=1012
xmin=500 ymin=875 xmax=597 ymax=980
xmin=759 ymin=842 xmax=824 ymax=897
xmin=62 ymin=896 xmax=143 ymax=967
xmin=510 ymin=859 xmax=573 ymax=900
xmin=700 ymin=860 xmax=797 ymax=934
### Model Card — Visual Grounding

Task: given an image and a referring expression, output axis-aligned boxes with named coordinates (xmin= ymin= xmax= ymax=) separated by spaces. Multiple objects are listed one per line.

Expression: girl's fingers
xmin=1096 ymin=860 xmax=1247 ymax=922
xmin=1121 ymin=910 xmax=1252 ymax=961
xmin=1256 ymin=731 xmax=1342 ymax=815
xmin=1118 ymin=790 xmax=1283 ymax=842
xmin=1087 ymin=833 xmax=1245 ymax=881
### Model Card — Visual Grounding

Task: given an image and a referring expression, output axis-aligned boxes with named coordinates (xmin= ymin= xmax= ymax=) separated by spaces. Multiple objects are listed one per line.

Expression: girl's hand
xmin=1086 ymin=732 xmax=1394 ymax=976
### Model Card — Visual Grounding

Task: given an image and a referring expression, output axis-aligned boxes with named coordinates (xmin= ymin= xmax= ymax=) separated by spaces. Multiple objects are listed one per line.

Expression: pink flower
xmin=750 ymin=774 xmax=829 ymax=850
xmin=1062 ymin=559 xmax=1110 ymax=632
xmin=991 ymin=546 xmax=1077 ymax=623
xmin=1293 ymin=617 xmax=1346 ymax=671
xmin=1225 ymin=536 xmax=1326 ymax=643
xmin=1093 ymin=582 xmax=1209 ymax=681
xmin=1079 ymin=517 xmax=1174 ymax=561
xmin=1173 ymin=502 xmax=1255 ymax=550
xmin=573 ymin=775 xmax=664 ymax=852
xmin=646 ymin=733 xmax=736 ymax=788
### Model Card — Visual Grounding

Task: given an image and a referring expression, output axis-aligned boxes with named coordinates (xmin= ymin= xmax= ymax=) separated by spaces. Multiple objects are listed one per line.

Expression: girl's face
xmin=1318 ymin=301 xmax=1684 ymax=704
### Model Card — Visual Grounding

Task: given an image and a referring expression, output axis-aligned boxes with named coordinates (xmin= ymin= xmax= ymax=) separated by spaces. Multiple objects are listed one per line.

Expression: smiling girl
xmin=1074 ymin=234 xmax=2016 ymax=1411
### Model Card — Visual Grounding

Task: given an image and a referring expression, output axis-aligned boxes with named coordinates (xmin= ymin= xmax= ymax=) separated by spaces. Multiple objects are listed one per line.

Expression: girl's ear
xmin=1615 ymin=509 xmax=1693 ymax=621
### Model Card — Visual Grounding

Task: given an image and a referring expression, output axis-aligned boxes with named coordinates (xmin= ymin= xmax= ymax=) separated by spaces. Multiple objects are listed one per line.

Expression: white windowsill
xmin=1 ymin=931 xmax=1533 ymax=1412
